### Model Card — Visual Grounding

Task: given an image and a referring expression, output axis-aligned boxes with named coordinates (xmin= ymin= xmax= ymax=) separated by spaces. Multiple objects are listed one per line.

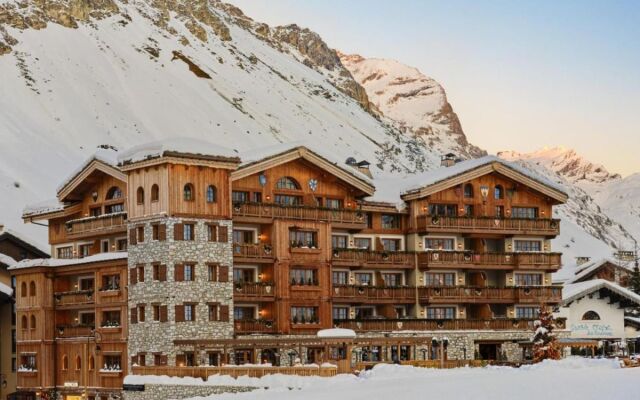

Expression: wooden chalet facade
xmin=12 ymin=142 xmax=568 ymax=398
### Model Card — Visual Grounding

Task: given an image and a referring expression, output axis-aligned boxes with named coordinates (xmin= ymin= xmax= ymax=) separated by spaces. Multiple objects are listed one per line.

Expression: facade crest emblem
xmin=258 ymin=173 xmax=267 ymax=187
xmin=308 ymin=178 xmax=318 ymax=192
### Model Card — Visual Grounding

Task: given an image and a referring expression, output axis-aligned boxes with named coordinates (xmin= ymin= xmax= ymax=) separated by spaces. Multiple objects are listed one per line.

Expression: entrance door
xmin=234 ymin=349 xmax=254 ymax=365
xmin=478 ymin=343 xmax=500 ymax=360
xmin=307 ymin=347 xmax=324 ymax=364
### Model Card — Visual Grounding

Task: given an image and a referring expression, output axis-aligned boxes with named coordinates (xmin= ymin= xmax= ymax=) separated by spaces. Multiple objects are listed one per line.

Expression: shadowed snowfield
xmin=145 ymin=357 xmax=638 ymax=400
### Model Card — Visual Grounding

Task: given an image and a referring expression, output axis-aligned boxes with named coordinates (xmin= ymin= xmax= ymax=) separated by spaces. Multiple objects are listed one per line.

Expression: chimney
xmin=441 ymin=153 xmax=457 ymax=167
xmin=345 ymin=158 xmax=372 ymax=178
xmin=0 ymin=224 xmax=4 ymax=234
xmin=575 ymin=256 xmax=591 ymax=266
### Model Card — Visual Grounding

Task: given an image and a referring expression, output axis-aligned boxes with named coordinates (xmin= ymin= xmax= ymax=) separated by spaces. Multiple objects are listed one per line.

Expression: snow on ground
xmin=171 ymin=357 xmax=636 ymax=400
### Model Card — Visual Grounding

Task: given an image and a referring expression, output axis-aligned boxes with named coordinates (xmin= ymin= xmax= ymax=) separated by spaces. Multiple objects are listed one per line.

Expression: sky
xmin=227 ymin=0 xmax=640 ymax=176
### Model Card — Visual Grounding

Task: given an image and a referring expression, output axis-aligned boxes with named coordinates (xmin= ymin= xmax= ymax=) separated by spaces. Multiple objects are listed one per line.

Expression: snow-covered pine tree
xmin=629 ymin=265 xmax=640 ymax=295
xmin=532 ymin=305 xmax=561 ymax=362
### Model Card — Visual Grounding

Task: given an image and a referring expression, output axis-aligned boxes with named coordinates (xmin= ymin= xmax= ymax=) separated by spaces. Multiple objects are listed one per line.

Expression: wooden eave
xmin=10 ymin=257 xmax=127 ymax=275
xmin=119 ymin=155 xmax=240 ymax=172
xmin=359 ymin=201 xmax=407 ymax=214
xmin=400 ymin=162 xmax=568 ymax=204
xmin=57 ymin=159 xmax=127 ymax=202
xmin=232 ymin=146 xmax=375 ymax=197
xmin=22 ymin=203 xmax=83 ymax=223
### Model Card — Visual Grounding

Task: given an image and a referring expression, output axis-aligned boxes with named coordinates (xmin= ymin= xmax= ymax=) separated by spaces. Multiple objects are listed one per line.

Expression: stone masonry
xmin=123 ymin=384 xmax=256 ymax=400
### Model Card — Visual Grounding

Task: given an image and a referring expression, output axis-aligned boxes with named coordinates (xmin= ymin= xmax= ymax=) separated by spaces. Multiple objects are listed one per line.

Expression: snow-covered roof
xmin=22 ymin=198 xmax=66 ymax=218
xmin=317 ymin=328 xmax=356 ymax=339
xmin=9 ymin=252 xmax=127 ymax=271
xmin=56 ymin=146 xmax=120 ymax=194
xmin=118 ymin=138 xmax=240 ymax=165
xmin=568 ymin=259 xmax=631 ymax=284
xmin=562 ymin=279 xmax=640 ymax=306
xmin=0 ymin=253 xmax=16 ymax=268
xmin=0 ymin=229 xmax=50 ymax=257
xmin=399 ymin=155 xmax=567 ymax=198
xmin=0 ymin=281 xmax=12 ymax=297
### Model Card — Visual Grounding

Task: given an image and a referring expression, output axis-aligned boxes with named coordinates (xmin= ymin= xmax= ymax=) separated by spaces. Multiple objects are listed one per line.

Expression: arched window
xmin=30 ymin=315 xmax=36 ymax=330
xmin=21 ymin=282 xmax=27 ymax=297
xmin=183 ymin=183 xmax=194 ymax=201
xmin=89 ymin=355 xmax=95 ymax=371
xmin=29 ymin=281 xmax=36 ymax=296
xmin=463 ymin=184 xmax=474 ymax=198
xmin=136 ymin=187 xmax=144 ymax=204
xmin=75 ymin=355 xmax=82 ymax=370
xmin=206 ymin=185 xmax=217 ymax=203
xmin=275 ymin=177 xmax=301 ymax=190
xmin=106 ymin=186 xmax=123 ymax=200
xmin=21 ymin=315 xmax=27 ymax=330
xmin=151 ymin=184 xmax=159 ymax=202
xmin=582 ymin=311 xmax=601 ymax=320
xmin=495 ymin=185 xmax=504 ymax=200
xmin=62 ymin=355 xmax=69 ymax=370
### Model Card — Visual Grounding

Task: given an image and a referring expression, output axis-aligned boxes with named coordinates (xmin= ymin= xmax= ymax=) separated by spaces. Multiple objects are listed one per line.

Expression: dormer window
xmin=495 ymin=185 xmax=504 ymax=200
xmin=183 ymin=184 xmax=194 ymax=201
xmin=106 ymin=186 xmax=123 ymax=200
xmin=275 ymin=177 xmax=300 ymax=190
xmin=463 ymin=184 xmax=474 ymax=198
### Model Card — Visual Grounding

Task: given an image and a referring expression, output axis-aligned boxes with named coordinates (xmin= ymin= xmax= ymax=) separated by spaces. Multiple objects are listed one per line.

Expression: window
xmin=515 ymin=273 xmax=542 ymax=286
xmin=62 ymin=355 xmax=68 ymax=370
xmin=233 ymin=268 xmax=255 ymax=283
xmin=274 ymin=194 xmax=302 ymax=206
xmin=289 ymin=230 xmax=317 ymax=248
xmin=233 ymin=230 xmax=254 ymax=244
xmin=152 ymin=264 xmax=166 ymax=282
xmin=514 ymin=240 xmax=542 ymax=252
xmin=106 ymin=186 xmax=123 ymax=200
xmin=354 ymin=238 xmax=371 ymax=250
xmin=515 ymin=307 xmax=539 ymax=319
xmin=381 ymin=214 xmax=400 ymax=229
xmin=495 ymin=185 xmax=504 ymax=200
xmin=137 ymin=226 xmax=144 ymax=243
xmin=183 ymin=183 xmax=194 ymax=201
xmin=463 ymin=184 xmax=474 ymax=198
xmin=382 ymin=273 xmax=402 ymax=287
xmin=21 ymin=316 xmax=27 ymax=330
xmin=21 ymin=282 xmax=27 ymax=297
xmin=101 ymin=274 xmax=120 ymax=291
xmin=290 ymin=269 xmax=318 ymax=286
xmin=102 ymin=310 xmax=121 ymax=327
xmin=117 ymin=238 xmax=127 ymax=251
xmin=106 ymin=202 xmax=124 ymax=214
xmin=355 ymin=273 xmax=372 ymax=285
xmin=333 ymin=307 xmax=348 ymax=320
xmin=232 ymin=191 xmax=249 ymax=203
xmin=512 ymin=207 xmax=538 ymax=219
xmin=20 ymin=354 xmax=37 ymax=371
xmin=208 ymin=352 xmax=221 ymax=366
xmin=429 ymin=204 xmax=457 ymax=217
xmin=103 ymin=354 xmax=122 ymax=371
xmin=381 ymin=238 xmax=401 ymax=251
xmin=79 ymin=312 xmax=95 ymax=326
xmin=208 ymin=304 xmax=221 ymax=321
xmin=75 ymin=356 xmax=82 ymax=370
xmin=291 ymin=307 xmax=318 ymax=324
xmin=495 ymin=206 xmax=504 ymax=218
xmin=30 ymin=315 xmax=36 ymax=330
xmin=57 ymin=246 xmax=73 ymax=259
xmin=101 ymin=240 xmax=109 ymax=253
xmin=78 ymin=244 xmax=90 ymax=258
xmin=234 ymin=306 xmax=255 ymax=321
xmin=153 ymin=305 xmax=160 ymax=321
xmin=29 ymin=281 xmax=36 ymax=296
xmin=275 ymin=176 xmax=300 ymax=190
xmin=355 ymin=307 xmax=374 ymax=319
xmin=137 ymin=265 xmax=145 ymax=283
xmin=138 ymin=305 xmax=146 ymax=322
xmin=205 ymin=185 xmax=217 ymax=203
xmin=464 ymin=204 xmax=474 ymax=217
xmin=332 ymin=235 xmax=348 ymax=249
xmin=363 ymin=212 xmax=373 ymax=228
xmin=154 ymin=353 xmax=168 ymax=366
xmin=184 ymin=224 xmax=195 ymax=241
xmin=582 ymin=311 xmax=601 ymax=321
xmin=425 ymin=238 xmax=455 ymax=250
xmin=184 ymin=264 xmax=195 ymax=281
xmin=79 ymin=277 xmax=94 ymax=291
xmin=325 ymin=198 xmax=343 ymax=209
xmin=152 ymin=224 xmax=159 ymax=240
xmin=90 ymin=207 xmax=101 ymax=217
xmin=426 ymin=307 xmax=455 ymax=319
xmin=253 ymin=192 xmax=262 ymax=203
xmin=332 ymin=271 xmax=348 ymax=285
xmin=136 ymin=187 xmax=144 ymax=204
xmin=425 ymin=273 xmax=455 ymax=287
xmin=11 ymin=357 xmax=16 ymax=372
xmin=184 ymin=304 xmax=194 ymax=321
xmin=151 ymin=184 xmax=159 ymax=201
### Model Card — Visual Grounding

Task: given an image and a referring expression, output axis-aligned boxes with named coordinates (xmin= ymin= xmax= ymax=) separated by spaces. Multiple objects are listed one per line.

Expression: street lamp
xmin=82 ymin=329 xmax=103 ymax=400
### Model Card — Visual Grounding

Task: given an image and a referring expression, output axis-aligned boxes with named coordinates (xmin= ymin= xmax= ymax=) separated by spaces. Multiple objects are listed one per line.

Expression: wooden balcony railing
xmin=332 ymin=285 xmax=416 ymax=302
xmin=418 ymin=286 xmax=563 ymax=303
xmin=417 ymin=216 xmax=560 ymax=236
xmin=131 ymin=365 xmax=337 ymax=379
xmin=418 ymin=251 xmax=562 ymax=269
xmin=65 ymin=212 xmax=127 ymax=238
xmin=234 ymin=282 xmax=275 ymax=299
xmin=234 ymin=319 xmax=277 ymax=334
xmin=233 ymin=243 xmax=274 ymax=260
xmin=56 ymin=324 xmax=95 ymax=338
xmin=233 ymin=202 xmax=367 ymax=227
xmin=331 ymin=249 xmax=414 ymax=267
xmin=54 ymin=290 xmax=94 ymax=306
xmin=333 ymin=318 xmax=567 ymax=332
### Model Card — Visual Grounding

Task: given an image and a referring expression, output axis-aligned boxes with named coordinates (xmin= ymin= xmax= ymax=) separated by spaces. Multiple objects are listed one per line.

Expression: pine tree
xmin=532 ymin=304 xmax=561 ymax=362
xmin=629 ymin=265 xmax=640 ymax=295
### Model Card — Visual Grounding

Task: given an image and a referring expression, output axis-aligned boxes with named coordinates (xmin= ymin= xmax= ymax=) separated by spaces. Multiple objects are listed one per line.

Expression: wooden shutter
xmin=176 ymin=354 xmax=186 ymax=366
xmin=159 ymin=265 xmax=167 ymax=282
xmin=129 ymin=268 xmax=137 ymax=285
xmin=218 ymin=265 xmax=229 ymax=282
xmin=218 ymin=225 xmax=228 ymax=243
xmin=219 ymin=305 xmax=229 ymax=322
xmin=129 ymin=228 xmax=137 ymax=245
xmin=175 ymin=305 xmax=185 ymax=322
xmin=174 ymin=264 xmax=184 ymax=282
xmin=137 ymin=265 xmax=145 ymax=283
xmin=160 ymin=305 xmax=168 ymax=322
xmin=130 ymin=307 xmax=138 ymax=324
xmin=174 ymin=223 xmax=184 ymax=241
xmin=158 ymin=224 xmax=167 ymax=241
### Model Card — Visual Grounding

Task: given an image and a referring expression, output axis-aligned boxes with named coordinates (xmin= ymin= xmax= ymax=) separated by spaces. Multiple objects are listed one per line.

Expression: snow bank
xmin=316 ymin=328 xmax=356 ymax=338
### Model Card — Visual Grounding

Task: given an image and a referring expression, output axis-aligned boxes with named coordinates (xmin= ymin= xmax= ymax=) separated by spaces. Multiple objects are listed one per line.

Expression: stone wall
xmin=123 ymin=384 xmax=255 ymax=400
xmin=127 ymin=217 xmax=234 ymax=368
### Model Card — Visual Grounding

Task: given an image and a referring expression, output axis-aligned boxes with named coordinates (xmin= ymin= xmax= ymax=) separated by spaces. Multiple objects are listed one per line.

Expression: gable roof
xmin=399 ymin=155 xmax=568 ymax=203
xmin=568 ymin=258 xmax=632 ymax=284
xmin=234 ymin=143 xmax=375 ymax=196
xmin=0 ymin=229 xmax=50 ymax=258
xmin=9 ymin=251 xmax=127 ymax=271
xmin=562 ymin=279 xmax=640 ymax=306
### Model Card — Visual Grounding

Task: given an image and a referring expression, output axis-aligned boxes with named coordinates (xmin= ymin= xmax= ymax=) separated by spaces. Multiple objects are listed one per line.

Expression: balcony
xmin=234 ymin=319 xmax=277 ymax=334
xmin=234 ymin=282 xmax=275 ymax=300
xmin=333 ymin=318 xmax=567 ymax=332
xmin=417 ymin=216 xmax=560 ymax=237
xmin=56 ymin=324 xmax=95 ymax=338
xmin=233 ymin=243 xmax=275 ymax=263
xmin=65 ymin=212 xmax=127 ymax=239
xmin=54 ymin=290 xmax=94 ymax=307
xmin=232 ymin=202 xmax=367 ymax=229
xmin=418 ymin=286 xmax=563 ymax=304
xmin=332 ymin=285 xmax=416 ymax=303
xmin=417 ymin=251 xmax=562 ymax=270
xmin=331 ymin=249 xmax=414 ymax=268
